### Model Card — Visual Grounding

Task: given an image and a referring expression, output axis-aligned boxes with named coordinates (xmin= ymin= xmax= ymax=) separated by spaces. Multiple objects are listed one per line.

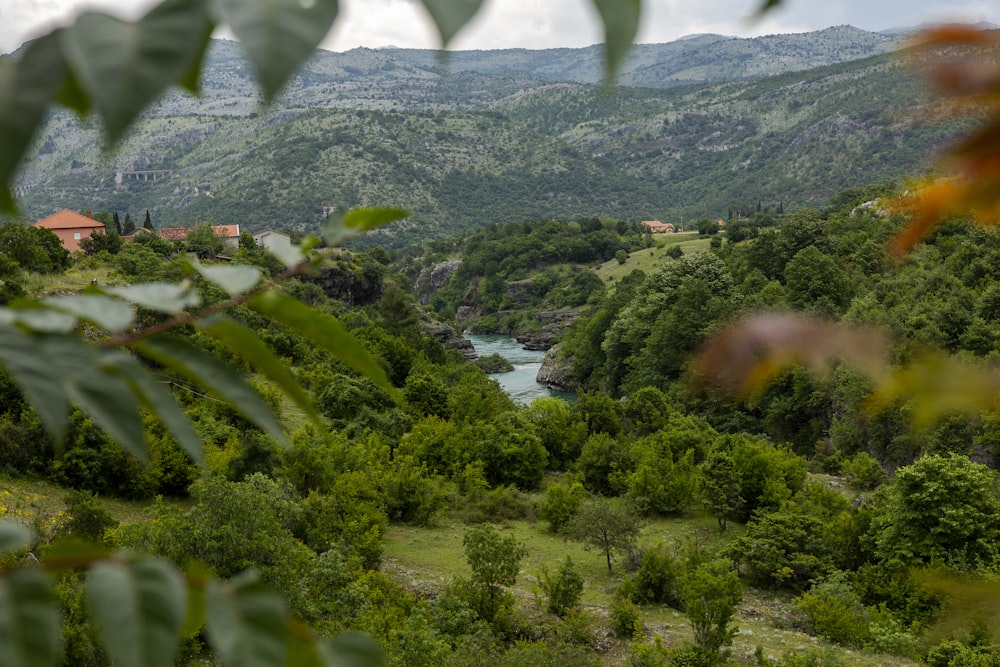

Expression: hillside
xmin=11 ymin=27 xmax=963 ymax=249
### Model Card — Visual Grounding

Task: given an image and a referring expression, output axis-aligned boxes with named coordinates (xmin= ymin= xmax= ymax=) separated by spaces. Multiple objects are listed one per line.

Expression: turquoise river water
xmin=464 ymin=334 xmax=574 ymax=405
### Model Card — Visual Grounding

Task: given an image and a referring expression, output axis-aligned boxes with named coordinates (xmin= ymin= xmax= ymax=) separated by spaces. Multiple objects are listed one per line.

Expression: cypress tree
xmin=122 ymin=212 xmax=135 ymax=235
xmin=143 ymin=209 xmax=153 ymax=230
xmin=113 ymin=211 xmax=122 ymax=235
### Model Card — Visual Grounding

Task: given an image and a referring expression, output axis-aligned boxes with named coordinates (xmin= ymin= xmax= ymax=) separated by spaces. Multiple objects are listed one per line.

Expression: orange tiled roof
xmin=33 ymin=209 xmax=105 ymax=231
xmin=159 ymin=225 xmax=240 ymax=241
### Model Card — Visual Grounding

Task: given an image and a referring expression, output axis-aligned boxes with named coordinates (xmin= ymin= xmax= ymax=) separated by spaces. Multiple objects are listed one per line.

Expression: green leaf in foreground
xmin=111 ymin=354 xmax=203 ymax=465
xmin=0 ymin=569 xmax=61 ymax=667
xmin=198 ymin=315 xmax=320 ymax=424
xmin=212 ymin=0 xmax=339 ymax=102
xmin=419 ymin=0 xmax=485 ymax=47
xmin=135 ymin=335 xmax=287 ymax=445
xmin=324 ymin=633 xmax=386 ymax=667
xmin=0 ymin=327 xmax=72 ymax=443
xmin=589 ymin=0 xmax=641 ymax=84
xmin=44 ymin=294 xmax=135 ymax=333
xmin=0 ymin=33 xmax=67 ymax=213
xmin=249 ymin=290 xmax=396 ymax=397
xmin=0 ymin=520 xmax=32 ymax=554
xmin=59 ymin=0 xmax=213 ymax=145
xmin=107 ymin=282 xmax=200 ymax=315
xmin=206 ymin=573 xmax=287 ymax=667
xmin=67 ymin=350 xmax=148 ymax=461
xmin=191 ymin=261 xmax=262 ymax=297
xmin=322 ymin=208 xmax=409 ymax=247
xmin=86 ymin=559 xmax=186 ymax=667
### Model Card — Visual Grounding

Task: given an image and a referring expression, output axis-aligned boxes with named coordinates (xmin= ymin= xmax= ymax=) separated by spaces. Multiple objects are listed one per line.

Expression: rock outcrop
xmin=423 ymin=322 xmax=477 ymax=360
xmin=514 ymin=309 xmax=582 ymax=351
xmin=414 ymin=260 xmax=461 ymax=304
xmin=536 ymin=345 xmax=577 ymax=392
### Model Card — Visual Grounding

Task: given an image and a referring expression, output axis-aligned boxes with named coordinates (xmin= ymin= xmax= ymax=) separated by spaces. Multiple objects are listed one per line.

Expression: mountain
xmin=11 ymin=27 xmax=965 ymax=249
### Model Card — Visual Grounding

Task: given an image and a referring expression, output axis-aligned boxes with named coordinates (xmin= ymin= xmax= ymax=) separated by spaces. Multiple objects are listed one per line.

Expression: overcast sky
xmin=2 ymin=0 xmax=998 ymax=54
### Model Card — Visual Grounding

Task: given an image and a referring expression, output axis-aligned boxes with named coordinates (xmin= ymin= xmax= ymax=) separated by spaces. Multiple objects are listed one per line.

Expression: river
xmin=465 ymin=334 xmax=575 ymax=405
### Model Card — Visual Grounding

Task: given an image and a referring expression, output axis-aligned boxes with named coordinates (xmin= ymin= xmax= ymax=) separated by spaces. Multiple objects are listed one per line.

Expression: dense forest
xmin=4 ymin=180 xmax=1000 ymax=666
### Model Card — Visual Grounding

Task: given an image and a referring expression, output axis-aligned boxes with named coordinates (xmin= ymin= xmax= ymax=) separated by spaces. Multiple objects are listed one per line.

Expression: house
xmin=253 ymin=230 xmax=292 ymax=253
xmin=32 ymin=209 xmax=107 ymax=252
xmin=122 ymin=228 xmax=155 ymax=242
xmin=641 ymin=220 xmax=676 ymax=234
xmin=157 ymin=224 xmax=241 ymax=248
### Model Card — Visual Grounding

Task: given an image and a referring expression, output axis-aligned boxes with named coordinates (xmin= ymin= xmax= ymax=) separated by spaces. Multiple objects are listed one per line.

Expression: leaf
xmin=691 ymin=314 xmax=890 ymax=396
xmin=107 ymin=282 xmax=201 ymax=315
xmin=0 ymin=569 xmax=61 ymax=667
xmin=0 ymin=33 xmax=67 ymax=213
xmin=866 ymin=352 xmax=1000 ymax=428
xmin=39 ymin=538 xmax=111 ymax=569
xmin=206 ymin=573 xmax=287 ymax=667
xmin=419 ymin=0 xmax=484 ymax=47
xmin=323 ymin=633 xmax=385 ymax=667
xmin=198 ymin=315 xmax=320 ymax=424
xmin=111 ymin=355 xmax=203 ymax=465
xmin=191 ymin=261 xmax=262 ymax=296
xmin=59 ymin=0 xmax=213 ymax=145
xmin=754 ymin=0 xmax=783 ymax=15
xmin=269 ymin=242 xmax=307 ymax=270
xmin=249 ymin=290 xmax=396 ymax=397
xmin=66 ymin=351 xmax=149 ymax=461
xmin=44 ymin=295 xmax=135 ymax=334
xmin=0 ymin=327 xmax=71 ymax=443
xmin=135 ymin=335 xmax=287 ymax=445
xmin=211 ymin=0 xmax=339 ymax=101
xmin=0 ymin=520 xmax=32 ymax=554
xmin=6 ymin=305 xmax=77 ymax=334
xmin=322 ymin=208 xmax=409 ymax=247
xmin=589 ymin=0 xmax=641 ymax=84
xmin=86 ymin=559 xmax=186 ymax=667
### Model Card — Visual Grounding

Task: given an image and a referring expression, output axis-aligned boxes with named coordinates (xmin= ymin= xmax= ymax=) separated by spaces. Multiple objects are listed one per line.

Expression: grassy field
xmin=384 ymin=510 xmax=917 ymax=667
xmin=597 ymin=232 xmax=712 ymax=285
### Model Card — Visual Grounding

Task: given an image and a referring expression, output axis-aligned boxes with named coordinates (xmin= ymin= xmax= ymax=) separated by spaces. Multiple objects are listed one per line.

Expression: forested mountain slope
xmin=12 ymin=28 xmax=962 ymax=249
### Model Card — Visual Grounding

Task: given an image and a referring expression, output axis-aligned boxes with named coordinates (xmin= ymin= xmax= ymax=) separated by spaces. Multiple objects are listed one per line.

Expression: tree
xmin=122 ymin=212 xmax=135 ymax=235
xmin=568 ymin=497 xmax=641 ymax=574
xmin=185 ymin=220 xmax=224 ymax=259
xmin=698 ymin=449 xmax=742 ymax=531
xmin=682 ymin=562 xmax=742 ymax=659
xmin=872 ymin=453 xmax=1000 ymax=570
xmin=143 ymin=209 xmax=153 ymax=230
xmin=460 ymin=525 xmax=527 ymax=622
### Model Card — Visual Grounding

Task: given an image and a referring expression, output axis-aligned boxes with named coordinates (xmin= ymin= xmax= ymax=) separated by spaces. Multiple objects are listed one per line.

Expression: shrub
xmin=537 ymin=557 xmax=584 ymax=617
xmin=609 ymin=594 xmax=643 ymax=638
xmin=538 ymin=480 xmax=585 ymax=533
xmin=794 ymin=572 xmax=870 ymax=646
xmin=632 ymin=543 xmax=682 ymax=607
xmin=61 ymin=490 xmax=118 ymax=544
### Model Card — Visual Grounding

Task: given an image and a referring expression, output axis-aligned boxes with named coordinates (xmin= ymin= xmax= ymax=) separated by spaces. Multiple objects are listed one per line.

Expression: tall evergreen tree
xmin=143 ymin=209 xmax=153 ymax=230
xmin=113 ymin=211 xmax=122 ymax=235
xmin=122 ymin=212 xmax=135 ymax=235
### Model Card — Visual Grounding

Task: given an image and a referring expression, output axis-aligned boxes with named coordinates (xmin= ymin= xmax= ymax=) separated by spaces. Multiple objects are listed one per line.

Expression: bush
xmin=609 ymin=594 xmax=643 ymax=638
xmin=841 ymin=452 xmax=887 ymax=491
xmin=538 ymin=480 xmax=585 ymax=532
xmin=794 ymin=572 xmax=870 ymax=646
xmin=61 ymin=490 xmax=118 ymax=544
xmin=537 ymin=557 xmax=584 ymax=617
xmin=632 ymin=543 xmax=682 ymax=607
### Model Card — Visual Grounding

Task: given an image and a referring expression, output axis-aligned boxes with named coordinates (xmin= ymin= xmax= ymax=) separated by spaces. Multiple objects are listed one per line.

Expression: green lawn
xmin=596 ymin=232 xmax=713 ymax=284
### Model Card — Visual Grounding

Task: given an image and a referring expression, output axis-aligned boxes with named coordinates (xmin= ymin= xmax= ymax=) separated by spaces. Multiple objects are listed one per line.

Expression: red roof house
xmin=158 ymin=225 xmax=241 ymax=246
xmin=33 ymin=209 xmax=107 ymax=252
xmin=641 ymin=220 xmax=676 ymax=234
